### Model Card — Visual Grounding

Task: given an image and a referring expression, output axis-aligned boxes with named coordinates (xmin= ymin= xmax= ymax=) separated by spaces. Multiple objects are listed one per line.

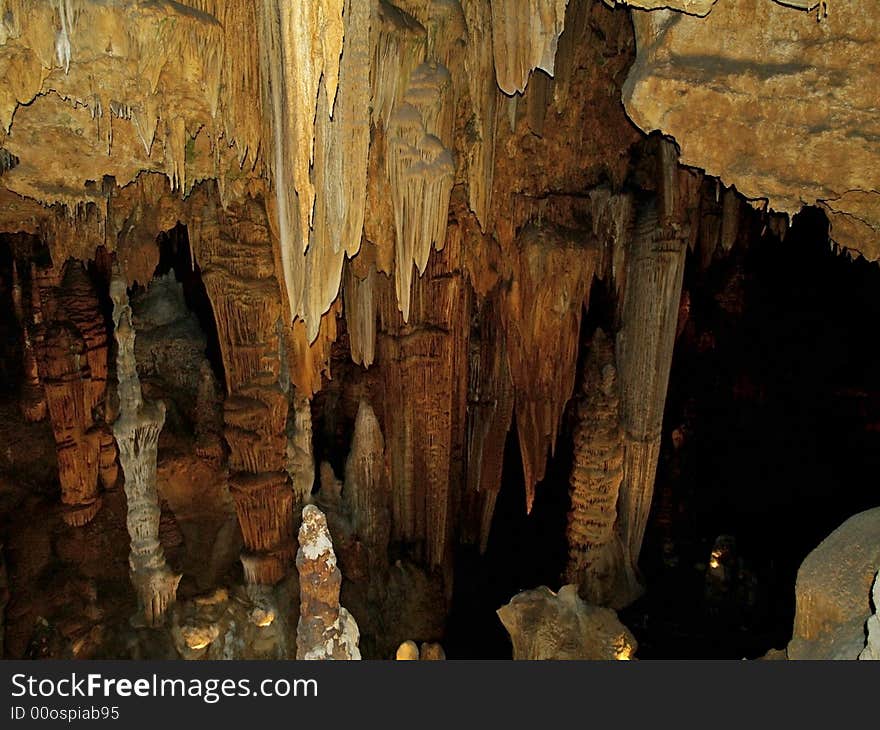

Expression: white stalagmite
xmin=110 ymin=271 xmax=181 ymax=628
xmin=490 ymin=0 xmax=569 ymax=95
xmin=296 ymin=505 xmax=361 ymax=660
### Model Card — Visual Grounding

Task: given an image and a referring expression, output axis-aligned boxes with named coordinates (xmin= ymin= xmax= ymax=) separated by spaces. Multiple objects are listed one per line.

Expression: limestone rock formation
xmin=788 ymin=507 xmax=880 ymax=660
xmin=111 ymin=272 xmax=181 ymax=628
xmin=497 ymin=584 xmax=637 ymax=660
xmin=33 ymin=261 xmax=114 ymax=525
xmin=491 ymin=0 xmax=570 ymax=95
xmin=623 ymin=0 xmax=880 ymax=257
xmin=296 ymin=504 xmax=361 ymax=660
xmin=188 ymin=198 xmax=295 ymax=589
xmin=565 ymin=329 xmax=629 ymax=608
xmin=343 ymin=401 xmax=391 ymax=566
xmin=859 ymin=572 xmax=879 ymax=661
xmin=504 ymin=224 xmax=596 ymax=512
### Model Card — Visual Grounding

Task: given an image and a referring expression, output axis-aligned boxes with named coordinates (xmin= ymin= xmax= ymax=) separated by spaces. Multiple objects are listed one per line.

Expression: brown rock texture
xmin=497 ymin=584 xmax=637 ymax=660
xmin=188 ymin=195 xmax=295 ymax=588
xmin=623 ymin=0 xmax=880 ymax=257
xmin=33 ymin=261 xmax=113 ymax=526
xmin=565 ymin=329 xmax=630 ymax=608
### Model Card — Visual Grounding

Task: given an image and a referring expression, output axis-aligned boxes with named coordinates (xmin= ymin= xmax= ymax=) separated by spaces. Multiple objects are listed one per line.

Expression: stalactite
xmin=490 ymin=0 xmax=570 ymax=95
xmin=386 ymin=62 xmax=456 ymax=322
xmin=565 ymin=328 xmax=629 ymax=608
xmin=296 ymin=0 xmax=371 ymax=342
xmin=296 ymin=504 xmax=361 ymax=660
xmin=503 ymin=224 xmax=596 ymax=512
xmin=110 ymin=271 xmax=180 ymax=628
xmin=462 ymin=0 xmax=499 ymax=230
xmin=258 ymin=0 xmax=344 ymax=324
xmin=343 ymin=400 xmax=391 ymax=563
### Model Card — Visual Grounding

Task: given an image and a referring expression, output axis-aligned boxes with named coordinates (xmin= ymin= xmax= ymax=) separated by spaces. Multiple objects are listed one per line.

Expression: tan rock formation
xmin=33 ymin=261 xmax=113 ymax=526
xmin=490 ymin=0 xmax=570 ymax=95
xmin=188 ymin=195 xmax=295 ymax=588
xmin=111 ymin=271 xmax=181 ymax=628
xmin=497 ymin=584 xmax=637 ymax=660
xmin=788 ymin=507 xmax=880 ymax=660
xmin=614 ymin=144 xmax=698 ymax=601
xmin=296 ymin=504 xmax=361 ymax=660
xmin=623 ymin=0 xmax=880 ymax=256
xmin=503 ymin=224 xmax=595 ymax=512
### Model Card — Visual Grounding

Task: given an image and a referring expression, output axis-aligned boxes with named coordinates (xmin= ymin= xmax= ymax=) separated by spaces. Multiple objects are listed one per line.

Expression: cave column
xmin=614 ymin=139 xmax=693 ymax=601
xmin=110 ymin=271 xmax=180 ymax=627
xmin=189 ymin=199 xmax=294 ymax=595
xmin=32 ymin=261 xmax=113 ymax=526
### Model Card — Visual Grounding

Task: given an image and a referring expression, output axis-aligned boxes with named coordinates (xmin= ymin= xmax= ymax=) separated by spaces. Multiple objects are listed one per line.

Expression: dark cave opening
xmin=152 ymin=224 xmax=226 ymax=393
xmin=623 ymin=207 xmax=880 ymax=658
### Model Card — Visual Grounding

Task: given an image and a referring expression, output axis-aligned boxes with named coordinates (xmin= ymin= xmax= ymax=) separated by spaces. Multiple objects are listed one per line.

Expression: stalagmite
xmin=111 ymin=272 xmax=180 ymax=628
xmin=615 ymin=196 xmax=689 ymax=600
xmin=490 ymin=0 xmax=570 ymax=95
xmin=296 ymin=504 xmax=361 ymax=660
xmin=343 ymin=401 xmax=391 ymax=563
xmin=565 ymin=329 xmax=630 ymax=608
xmin=194 ymin=360 xmax=224 ymax=464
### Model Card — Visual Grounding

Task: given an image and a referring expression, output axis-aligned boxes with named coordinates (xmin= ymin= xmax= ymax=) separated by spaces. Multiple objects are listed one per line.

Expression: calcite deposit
xmin=0 ymin=0 xmax=877 ymax=663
